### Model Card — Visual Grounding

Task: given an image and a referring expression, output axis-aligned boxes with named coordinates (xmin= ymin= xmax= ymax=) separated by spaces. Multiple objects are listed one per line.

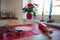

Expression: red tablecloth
xmin=0 ymin=24 xmax=57 ymax=40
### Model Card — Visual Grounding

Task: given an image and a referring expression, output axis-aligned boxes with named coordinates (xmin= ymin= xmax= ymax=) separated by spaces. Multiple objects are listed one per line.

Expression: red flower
xmin=28 ymin=3 xmax=33 ymax=7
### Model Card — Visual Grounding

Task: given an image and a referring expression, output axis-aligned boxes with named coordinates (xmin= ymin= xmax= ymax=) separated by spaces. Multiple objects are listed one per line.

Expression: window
xmin=32 ymin=0 xmax=60 ymax=15
xmin=23 ymin=0 xmax=29 ymax=7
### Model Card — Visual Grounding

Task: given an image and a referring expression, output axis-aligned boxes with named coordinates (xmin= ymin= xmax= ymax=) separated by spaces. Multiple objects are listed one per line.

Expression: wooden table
xmin=0 ymin=24 xmax=59 ymax=40
xmin=30 ymin=20 xmax=60 ymax=29
xmin=0 ymin=23 xmax=59 ymax=40
xmin=13 ymin=23 xmax=60 ymax=40
xmin=15 ymin=28 xmax=60 ymax=40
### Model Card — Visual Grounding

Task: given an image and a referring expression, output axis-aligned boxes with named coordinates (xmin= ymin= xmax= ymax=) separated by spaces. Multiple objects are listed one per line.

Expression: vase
xmin=27 ymin=13 xmax=32 ymax=19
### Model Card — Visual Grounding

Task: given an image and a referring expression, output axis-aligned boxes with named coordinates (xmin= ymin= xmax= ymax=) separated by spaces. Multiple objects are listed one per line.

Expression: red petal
xmin=28 ymin=3 xmax=33 ymax=7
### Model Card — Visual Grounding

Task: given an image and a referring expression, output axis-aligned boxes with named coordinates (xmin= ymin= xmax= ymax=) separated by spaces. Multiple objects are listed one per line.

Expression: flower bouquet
xmin=22 ymin=3 xmax=38 ymax=19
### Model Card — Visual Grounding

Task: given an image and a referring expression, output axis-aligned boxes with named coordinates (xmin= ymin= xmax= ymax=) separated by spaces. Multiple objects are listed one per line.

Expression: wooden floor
xmin=17 ymin=29 xmax=60 ymax=40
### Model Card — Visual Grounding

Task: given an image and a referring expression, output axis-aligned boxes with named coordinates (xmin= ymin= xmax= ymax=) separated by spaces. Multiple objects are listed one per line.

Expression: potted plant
xmin=22 ymin=3 xmax=38 ymax=19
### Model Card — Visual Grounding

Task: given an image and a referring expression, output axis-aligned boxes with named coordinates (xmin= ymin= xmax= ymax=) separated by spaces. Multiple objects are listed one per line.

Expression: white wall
xmin=0 ymin=0 xmax=23 ymax=26
xmin=1 ymin=0 xmax=6 ymax=11
xmin=0 ymin=0 xmax=31 ymax=26
xmin=23 ymin=0 xmax=29 ymax=7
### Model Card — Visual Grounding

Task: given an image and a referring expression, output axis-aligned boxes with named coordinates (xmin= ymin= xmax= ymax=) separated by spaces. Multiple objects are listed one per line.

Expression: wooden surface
xmin=30 ymin=20 xmax=60 ymax=28
xmin=0 ymin=17 xmax=18 ymax=20
xmin=46 ymin=24 xmax=60 ymax=29
xmin=19 ymin=28 xmax=60 ymax=40
xmin=14 ymin=24 xmax=60 ymax=40
xmin=18 ymin=24 xmax=60 ymax=40
xmin=0 ymin=24 xmax=60 ymax=40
